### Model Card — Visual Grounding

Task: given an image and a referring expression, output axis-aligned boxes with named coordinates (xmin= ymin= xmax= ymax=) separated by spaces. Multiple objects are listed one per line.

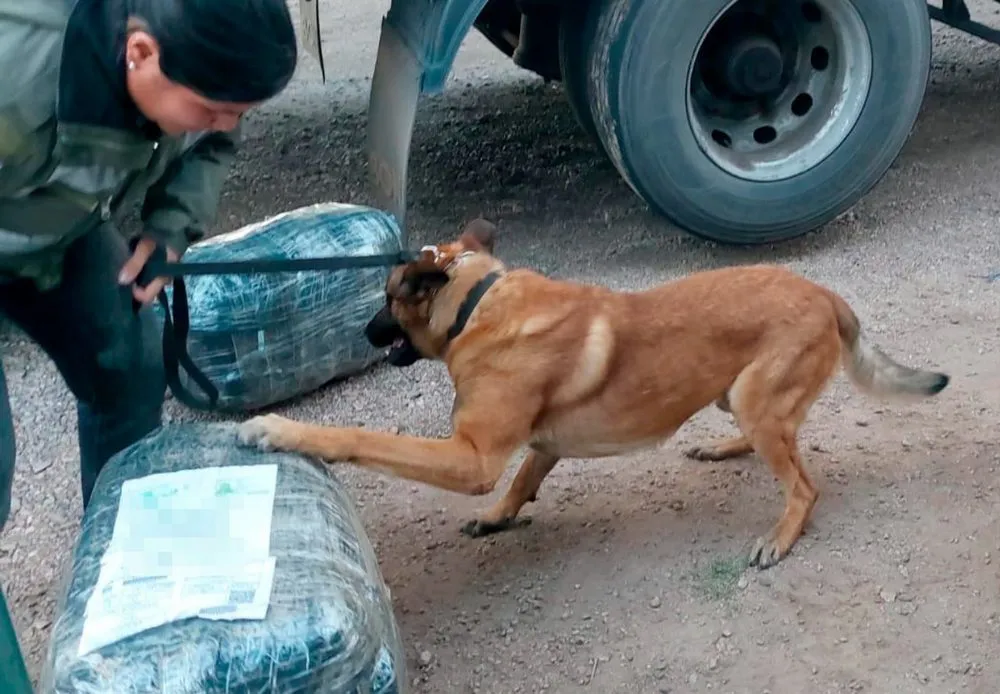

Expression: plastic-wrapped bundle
xmin=40 ymin=422 xmax=405 ymax=694
xmin=155 ymin=203 xmax=402 ymax=412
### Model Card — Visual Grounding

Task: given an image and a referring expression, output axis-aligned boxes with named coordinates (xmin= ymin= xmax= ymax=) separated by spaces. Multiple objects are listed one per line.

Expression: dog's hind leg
xmin=729 ymin=338 xmax=838 ymax=569
xmin=684 ymin=391 xmax=754 ymax=461
xmin=461 ymin=449 xmax=561 ymax=538
xmin=715 ymin=392 xmax=733 ymax=413
xmin=684 ymin=435 xmax=754 ymax=461
xmin=744 ymin=419 xmax=817 ymax=569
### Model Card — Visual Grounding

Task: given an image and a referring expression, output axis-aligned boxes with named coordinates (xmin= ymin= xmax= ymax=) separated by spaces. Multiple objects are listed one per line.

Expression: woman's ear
xmin=124 ymin=26 xmax=160 ymax=71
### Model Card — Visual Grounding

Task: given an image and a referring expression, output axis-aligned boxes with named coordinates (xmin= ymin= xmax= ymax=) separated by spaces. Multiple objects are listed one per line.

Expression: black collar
xmin=446 ymin=272 xmax=501 ymax=342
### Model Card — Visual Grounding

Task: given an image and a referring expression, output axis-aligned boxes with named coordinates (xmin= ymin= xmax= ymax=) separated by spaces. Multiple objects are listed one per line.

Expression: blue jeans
xmin=0 ymin=223 xmax=165 ymax=528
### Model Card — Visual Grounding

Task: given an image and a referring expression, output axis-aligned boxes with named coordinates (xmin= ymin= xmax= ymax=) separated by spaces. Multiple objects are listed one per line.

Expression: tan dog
xmin=237 ymin=219 xmax=949 ymax=569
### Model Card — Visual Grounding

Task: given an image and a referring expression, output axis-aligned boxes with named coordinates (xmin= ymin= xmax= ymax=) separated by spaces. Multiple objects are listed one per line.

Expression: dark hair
xmin=126 ymin=0 xmax=298 ymax=103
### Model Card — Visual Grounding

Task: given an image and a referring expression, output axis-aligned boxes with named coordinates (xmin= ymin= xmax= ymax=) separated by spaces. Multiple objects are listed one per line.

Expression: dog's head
xmin=365 ymin=218 xmax=499 ymax=367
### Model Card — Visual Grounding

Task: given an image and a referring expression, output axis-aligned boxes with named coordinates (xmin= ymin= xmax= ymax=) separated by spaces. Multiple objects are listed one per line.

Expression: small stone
xmin=419 ymin=650 xmax=433 ymax=667
xmin=880 ymin=590 xmax=897 ymax=603
xmin=650 ymin=596 xmax=662 ymax=609
xmin=737 ymin=576 xmax=749 ymax=590
xmin=757 ymin=574 xmax=773 ymax=587
xmin=29 ymin=456 xmax=54 ymax=474
xmin=722 ymin=628 xmax=733 ymax=638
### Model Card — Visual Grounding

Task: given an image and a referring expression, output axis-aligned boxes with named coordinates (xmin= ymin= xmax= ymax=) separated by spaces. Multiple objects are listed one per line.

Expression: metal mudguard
xmin=299 ymin=0 xmax=490 ymax=243
xmin=367 ymin=0 xmax=491 ymax=241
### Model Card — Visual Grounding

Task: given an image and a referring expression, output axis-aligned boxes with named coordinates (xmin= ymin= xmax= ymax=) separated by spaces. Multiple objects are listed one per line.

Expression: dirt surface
xmin=4 ymin=2 xmax=1000 ymax=692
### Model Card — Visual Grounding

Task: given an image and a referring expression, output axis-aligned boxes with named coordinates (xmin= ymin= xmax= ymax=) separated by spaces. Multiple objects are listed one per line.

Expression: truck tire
xmin=585 ymin=0 xmax=931 ymax=244
xmin=558 ymin=4 xmax=602 ymax=149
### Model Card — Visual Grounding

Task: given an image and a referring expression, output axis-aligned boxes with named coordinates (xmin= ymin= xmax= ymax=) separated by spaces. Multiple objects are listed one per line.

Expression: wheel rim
xmin=686 ymin=0 xmax=873 ymax=182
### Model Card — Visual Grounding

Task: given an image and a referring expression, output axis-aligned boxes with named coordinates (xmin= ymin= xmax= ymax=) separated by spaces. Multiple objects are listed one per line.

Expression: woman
xmin=0 ymin=0 xmax=298 ymax=527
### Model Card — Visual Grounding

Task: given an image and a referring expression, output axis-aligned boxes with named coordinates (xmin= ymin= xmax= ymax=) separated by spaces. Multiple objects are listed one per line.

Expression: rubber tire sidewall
xmin=588 ymin=0 xmax=931 ymax=244
xmin=558 ymin=2 xmax=606 ymax=153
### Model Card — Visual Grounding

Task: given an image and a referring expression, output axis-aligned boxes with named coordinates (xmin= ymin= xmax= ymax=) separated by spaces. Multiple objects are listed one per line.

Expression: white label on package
xmin=77 ymin=464 xmax=279 ymax=656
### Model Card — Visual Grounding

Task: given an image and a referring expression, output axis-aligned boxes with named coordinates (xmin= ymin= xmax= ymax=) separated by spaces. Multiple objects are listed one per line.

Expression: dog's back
xmin=460 ymin=263 xmax=948 ymax=456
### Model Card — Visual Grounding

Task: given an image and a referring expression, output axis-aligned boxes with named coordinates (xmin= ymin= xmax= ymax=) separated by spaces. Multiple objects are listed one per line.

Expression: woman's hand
xmin=118 ymin=235 xmax=178 ymax=306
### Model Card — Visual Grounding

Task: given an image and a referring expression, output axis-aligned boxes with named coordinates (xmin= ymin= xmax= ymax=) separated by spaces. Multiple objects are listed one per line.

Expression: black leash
xmin=129 ymin=238 xmax=419 ymax=410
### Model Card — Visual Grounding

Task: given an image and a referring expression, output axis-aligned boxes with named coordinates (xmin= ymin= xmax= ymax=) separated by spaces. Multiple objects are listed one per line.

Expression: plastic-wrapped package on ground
xmin=155 ymin=202 xmax=403 ymax=412
xmin=39 ymin=422 xmax=406 ymax=694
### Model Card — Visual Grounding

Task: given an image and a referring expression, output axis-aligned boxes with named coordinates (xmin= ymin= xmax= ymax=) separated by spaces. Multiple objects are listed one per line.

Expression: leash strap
xmin=155 ymin=278 xmax=221 ymax=410
xmin=129 ymin=238 xmax=418 ymax=410
xmin=142 ymin=253 xmax=421 ymax=277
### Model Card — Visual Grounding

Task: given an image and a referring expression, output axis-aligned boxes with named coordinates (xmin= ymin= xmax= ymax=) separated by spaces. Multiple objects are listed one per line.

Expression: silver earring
xmin=127 ymin=61 xmax=135 ymax=71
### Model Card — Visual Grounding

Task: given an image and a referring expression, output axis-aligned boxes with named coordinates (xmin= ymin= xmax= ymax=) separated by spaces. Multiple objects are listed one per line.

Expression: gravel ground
xmin=4 ymin=2 xmax=1000 ymax=692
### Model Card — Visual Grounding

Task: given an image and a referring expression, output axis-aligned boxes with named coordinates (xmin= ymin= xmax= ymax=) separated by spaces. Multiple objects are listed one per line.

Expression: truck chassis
xmin=300 ymin=0 xmax=998 ymax=246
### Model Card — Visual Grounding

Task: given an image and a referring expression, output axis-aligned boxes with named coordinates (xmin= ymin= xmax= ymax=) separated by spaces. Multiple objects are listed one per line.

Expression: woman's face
xmin=124 ymin=30 xmax=259 ymax=136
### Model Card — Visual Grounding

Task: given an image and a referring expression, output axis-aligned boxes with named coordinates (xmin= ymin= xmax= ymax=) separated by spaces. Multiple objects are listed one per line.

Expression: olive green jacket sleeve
xmin=140 ymin=124 xmax=241 ymax=257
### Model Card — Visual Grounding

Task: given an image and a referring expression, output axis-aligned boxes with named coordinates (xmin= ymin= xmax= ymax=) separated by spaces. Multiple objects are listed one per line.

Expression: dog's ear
xmin=394 ymin=267 xmax=450 ymax=302
xmin=458 ymin=218 xmax=496 ymax=254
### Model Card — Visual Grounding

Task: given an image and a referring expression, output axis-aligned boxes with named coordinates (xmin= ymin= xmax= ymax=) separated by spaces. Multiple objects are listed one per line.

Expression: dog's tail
xmin=828 ymin=291 xmax=949 ymax=399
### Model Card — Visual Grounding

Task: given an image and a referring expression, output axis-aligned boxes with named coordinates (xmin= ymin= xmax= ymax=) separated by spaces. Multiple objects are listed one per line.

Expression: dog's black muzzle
xmin=365 ymin=305 xmax=424 ymax=367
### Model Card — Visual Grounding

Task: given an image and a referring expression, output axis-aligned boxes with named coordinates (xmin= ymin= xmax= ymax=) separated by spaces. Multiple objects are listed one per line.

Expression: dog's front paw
xmin=237 ymin=414 xmax=298 ymax=452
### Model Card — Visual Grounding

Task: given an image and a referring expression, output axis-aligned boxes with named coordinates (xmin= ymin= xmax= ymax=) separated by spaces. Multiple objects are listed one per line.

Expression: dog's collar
xmin=446 ymin=271 xmax=502 ymax=342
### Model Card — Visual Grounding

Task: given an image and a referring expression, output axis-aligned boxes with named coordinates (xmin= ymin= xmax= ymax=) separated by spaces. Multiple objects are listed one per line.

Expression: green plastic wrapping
xmin=40 ymin=422 xmax=406 ymax=694
xmin=155 ymin=203 xmax=402 ymax=412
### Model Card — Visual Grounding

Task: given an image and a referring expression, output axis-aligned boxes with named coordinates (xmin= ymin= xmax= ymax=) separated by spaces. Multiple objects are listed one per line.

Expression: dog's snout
xmin=365 ymin=305 xmax=402 ymax=348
